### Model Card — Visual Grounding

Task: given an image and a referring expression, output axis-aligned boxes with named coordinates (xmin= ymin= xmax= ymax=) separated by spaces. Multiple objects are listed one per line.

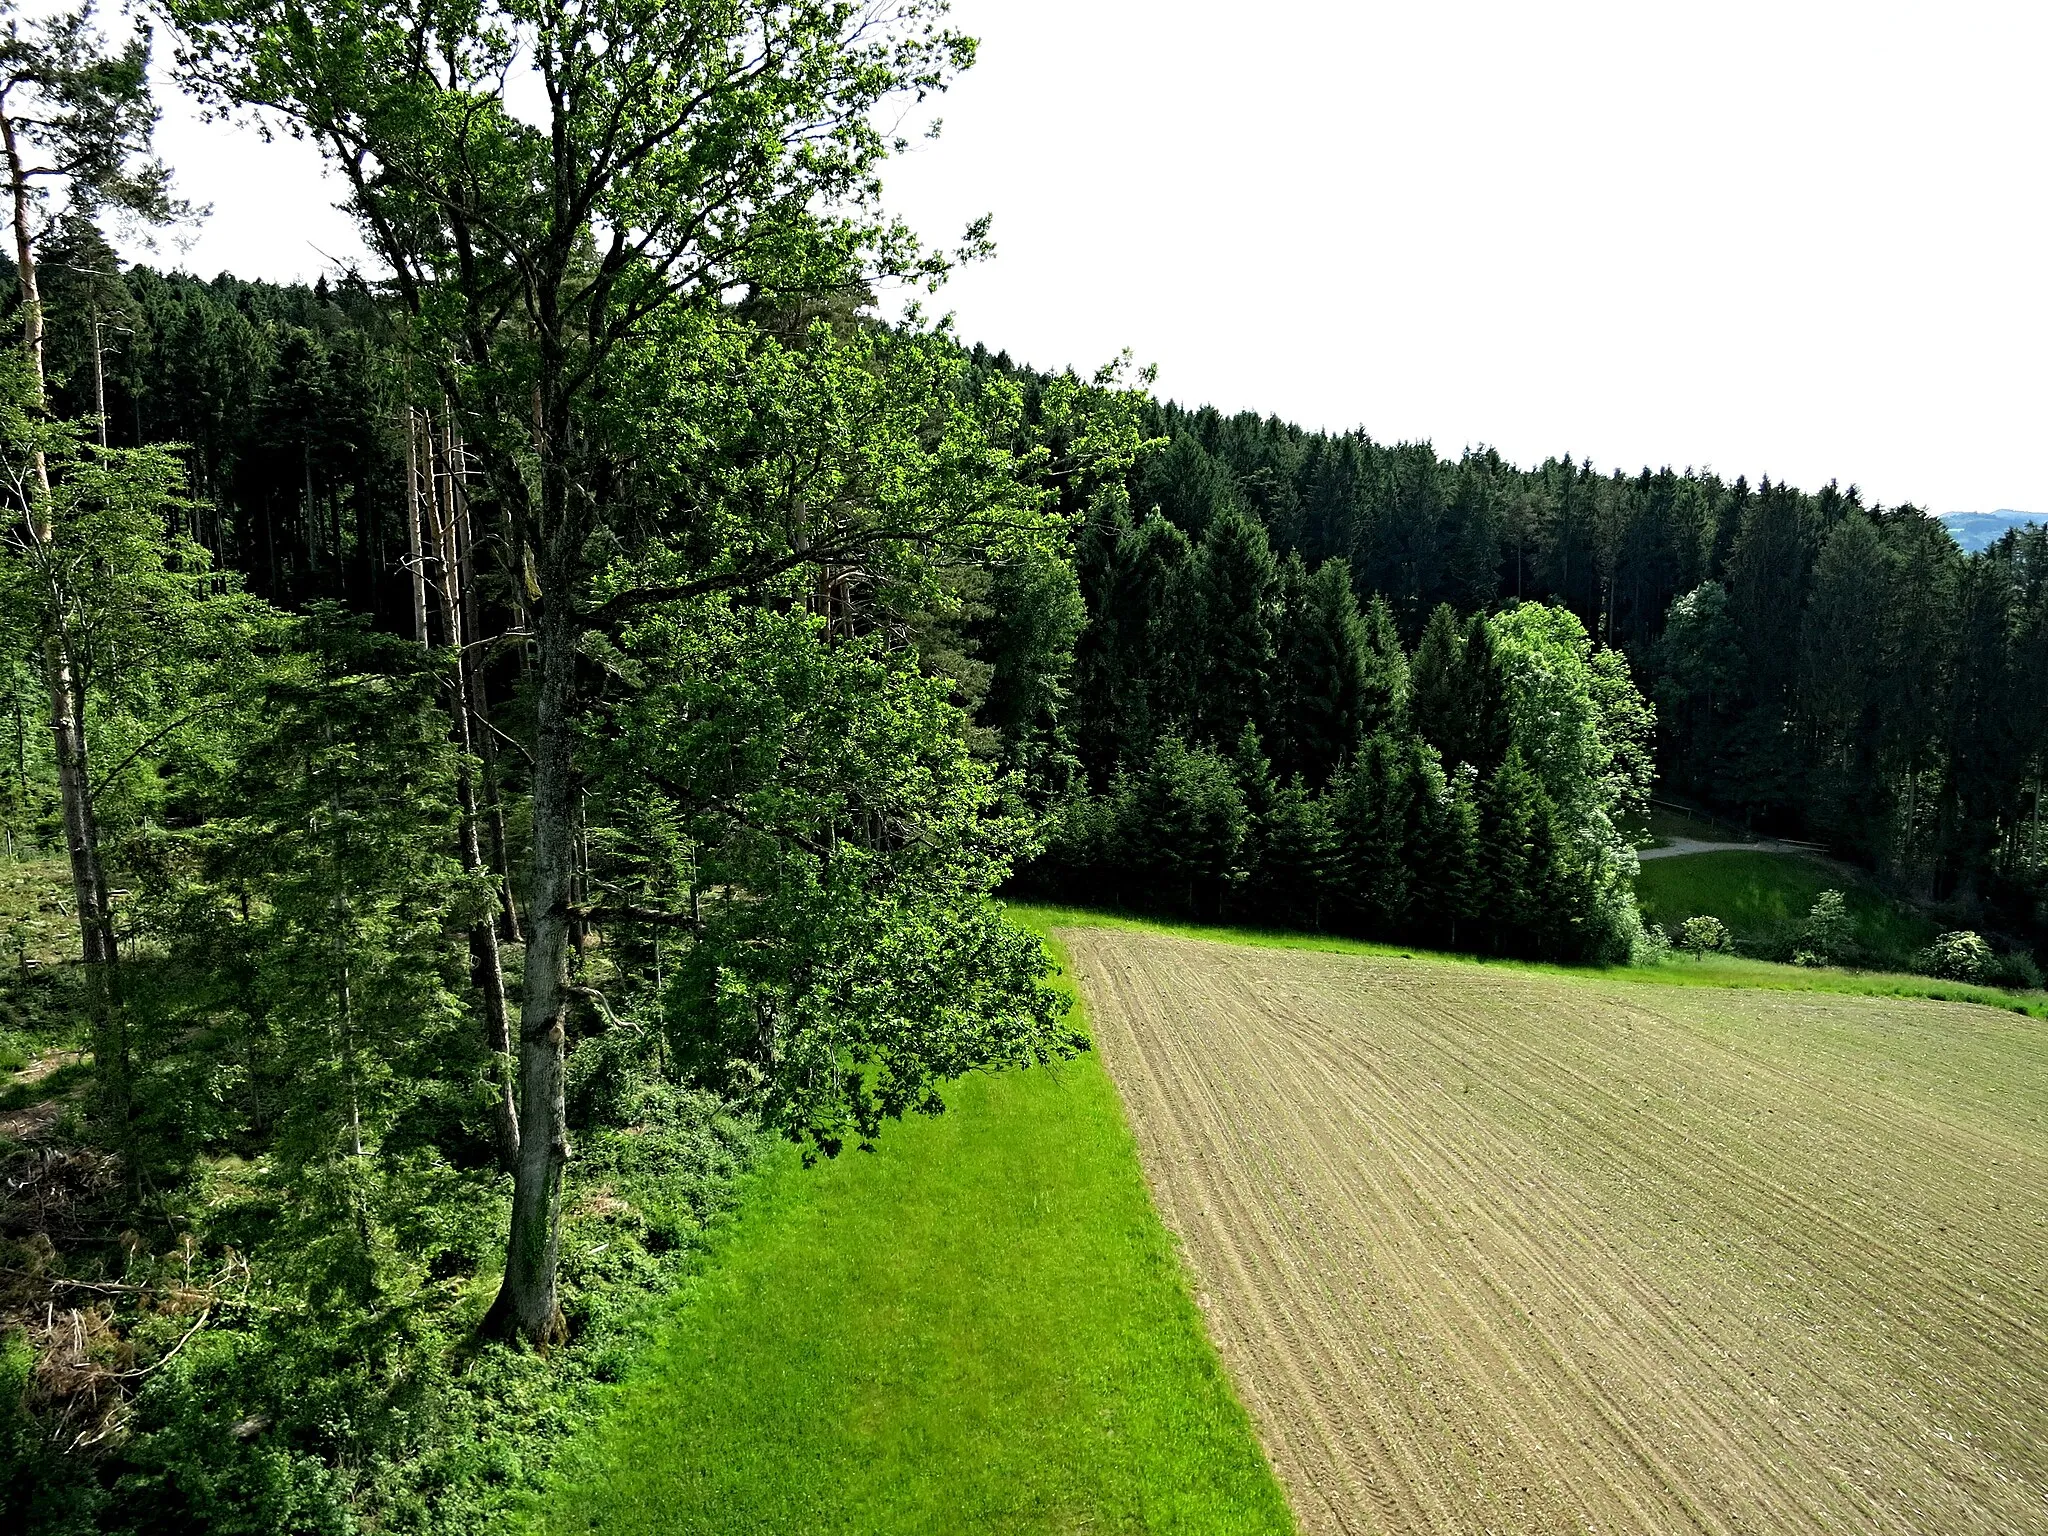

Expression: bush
xmin=1981 ymin=948 xmax=2045 ymax=992
xmin=1917 ymin=930 xmax=1992 ymax=983
xmin=1801 ymin=889 xmax=1851 ymax=964
xmin=1676 ymin=915 xmax=1730 ymax=957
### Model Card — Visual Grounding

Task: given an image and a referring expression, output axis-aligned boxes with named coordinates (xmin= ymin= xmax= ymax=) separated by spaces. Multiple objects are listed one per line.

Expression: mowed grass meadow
xmin=1635 ymin=847 xmax=1937 ymax=962
xmin=524 ymin=923 xmax=1293 ymax=1536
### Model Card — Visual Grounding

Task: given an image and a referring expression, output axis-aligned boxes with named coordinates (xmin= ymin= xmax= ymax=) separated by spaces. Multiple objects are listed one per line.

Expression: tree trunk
xmin=450 ymin=427 xmax=521 ymax=941
xmin=423 ymin=412 xmax=519 ymax=1172
xmin=5 ymin=106 xmax=123 ymax=1131
xmin=483 ymin=593 xmax=575 ymax=1345
xmin=49 ymin=635 xmax=121 ymax=1112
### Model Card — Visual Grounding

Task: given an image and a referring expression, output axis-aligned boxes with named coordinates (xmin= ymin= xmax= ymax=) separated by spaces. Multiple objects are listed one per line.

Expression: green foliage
xmin=1919 ymin=930 xmax=1992 ymax=984
xmin=1192 ymin=505 xmax=1276 ymax=747
xmin=977 ymin=540 xmax=1087 ymax=795
xmin=1409 ymin=604 xmax=1505 ymax=776
xmin=0 ymin=355 xmax=264 ymax=842
xmin=1269 ymin=553 xmax=1376 ymax=785
xmin=1117 ymin=735 xmax=1249 ymax=918
xmin=1677 ymin=915 xmax=1731 ymax=956
xmin=1981 ymin=949 xmax=2044 ymax=991
xmin=1407 ymin=604 xmax=1465 ymax=766
xmin=98 ymin=1088 xmax=759 ymax=1536
xmin=1244 ymin=776 xmax=1340 ymax=929
xmin=1802 ymin=889 xmax=1852 ymax=965
xmin=0 ymin=2 xmax=190 ymax=234
xmin=133 ymin=609 xmax=482 ymax=1201
xmin=588 ymin=591 xmax=1079 ymax=1162
xmin=1036 ymin=601 xmax=1647 ymax=963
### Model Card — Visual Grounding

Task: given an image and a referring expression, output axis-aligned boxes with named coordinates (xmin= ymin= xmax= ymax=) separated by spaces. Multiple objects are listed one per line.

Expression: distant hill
xmin=1938 ymin=510 xmax=2046 ymax=552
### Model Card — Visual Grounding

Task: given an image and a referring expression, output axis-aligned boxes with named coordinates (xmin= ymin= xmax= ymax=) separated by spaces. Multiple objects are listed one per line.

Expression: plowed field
xmin=1061 ymin=928 xmax=2048 ymax=1536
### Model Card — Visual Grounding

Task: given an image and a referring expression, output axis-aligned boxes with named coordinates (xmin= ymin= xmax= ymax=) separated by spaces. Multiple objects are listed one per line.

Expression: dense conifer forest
xmin=1018 ymin=374 xmax=2048 ymax=964
xmin=0 ymin=1 xmax=2042 ymax=1531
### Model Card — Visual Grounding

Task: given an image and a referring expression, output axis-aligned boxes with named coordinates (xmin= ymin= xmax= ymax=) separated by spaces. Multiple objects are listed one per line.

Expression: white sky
xmin=131 ymin=0 xmax=2048 ymax=513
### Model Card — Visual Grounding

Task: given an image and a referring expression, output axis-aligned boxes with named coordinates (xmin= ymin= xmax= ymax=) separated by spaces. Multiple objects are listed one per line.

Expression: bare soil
xmin=1060 ymin=928 xmax=2048 ymax=1536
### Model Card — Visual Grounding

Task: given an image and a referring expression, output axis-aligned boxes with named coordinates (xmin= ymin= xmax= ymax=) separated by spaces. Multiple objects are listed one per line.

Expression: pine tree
xmin=1330 ymin=732 xmax=1416 ymax=937
xmin=1359 ymin=591 xmax=1409 ymax=736
xmin=1478 ymin=746 xmax=1544 ymax=952
xmin=1408 ymin=603 xmax=1466 ymax=766
xmin=1195 ymin=505 xmax=1278 ymax=746
xmin=1272 ymin=555 xmax=1375 ymax=786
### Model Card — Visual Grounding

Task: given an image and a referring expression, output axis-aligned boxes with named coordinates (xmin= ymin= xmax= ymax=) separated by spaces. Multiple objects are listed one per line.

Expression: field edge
xmin=1008 ymin=901 xmax=2047 ymax=1020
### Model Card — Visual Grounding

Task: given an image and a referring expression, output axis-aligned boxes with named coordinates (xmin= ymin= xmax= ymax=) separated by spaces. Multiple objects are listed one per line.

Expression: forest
xmin=1024 ymin=384 xmax=2048 ymax=968
xmin=0 ymin=0 xmax=2043 ymax=1531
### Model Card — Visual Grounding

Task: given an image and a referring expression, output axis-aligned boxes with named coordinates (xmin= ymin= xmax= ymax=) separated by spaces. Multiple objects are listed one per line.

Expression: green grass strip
xmin=1014 ymin=903 xmax=2048 ymax=1021
xmin=526 ymin=924 xmax=1294 ymax=1536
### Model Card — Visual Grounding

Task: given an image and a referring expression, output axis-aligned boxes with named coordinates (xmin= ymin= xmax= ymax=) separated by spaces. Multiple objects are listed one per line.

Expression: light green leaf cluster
xmin=1488 ymin=601 xmax=1656 ymax=960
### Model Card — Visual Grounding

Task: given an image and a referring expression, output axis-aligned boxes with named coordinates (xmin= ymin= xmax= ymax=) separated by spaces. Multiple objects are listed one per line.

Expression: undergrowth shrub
xmin=1980 ymin=948 xmax=2045 ymax=992
xmin=1917 ymin=930 xmax=1992 ymax=984
xmin=8 ymin=1050 xmax=761 ymax=1536
xmin=1677 ymin=915 xmax=1730 ymax=957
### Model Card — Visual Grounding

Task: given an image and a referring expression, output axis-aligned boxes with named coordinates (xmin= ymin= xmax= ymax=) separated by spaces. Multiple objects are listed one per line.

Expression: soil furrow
xmin=1061 ymin=929 xmax=2048 ymax=1536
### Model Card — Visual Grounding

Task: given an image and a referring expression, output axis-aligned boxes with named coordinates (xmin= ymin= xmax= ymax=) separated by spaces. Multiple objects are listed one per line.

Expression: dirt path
xmin=1636 ymin=836 xmax=1823 ymax=860
xmin=1060 ymin=928 xmax=2048 ymax=1536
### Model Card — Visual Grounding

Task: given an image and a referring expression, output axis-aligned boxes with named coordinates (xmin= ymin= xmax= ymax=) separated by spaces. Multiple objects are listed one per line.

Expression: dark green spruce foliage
xmin=1035 ymin=584 xmax=1650 ymax=963
xmin=1408 ymin=604 xmax=1465 ymax=767
xmin=1017 ymin=394 xmax=2048 ymax=948
xmin=1192 ymin=505 xmax=1276 ymax=747
xmin=1270 ymin=554 xmax=1377 ymax=786
xmin=1118 ymin=735 xmax=1250 ymax=918
xmin=49 ymin=259 xmax=2048 ymax=938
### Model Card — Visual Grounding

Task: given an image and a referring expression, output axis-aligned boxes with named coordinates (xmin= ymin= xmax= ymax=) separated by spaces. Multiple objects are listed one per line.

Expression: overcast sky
xmin=133 ymin=0 xmax=2047 ymax=513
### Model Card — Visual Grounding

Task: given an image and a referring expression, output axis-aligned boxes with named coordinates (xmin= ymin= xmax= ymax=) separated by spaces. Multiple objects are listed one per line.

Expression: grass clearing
xmin=1635 ymin=847 xmax=1937 ymax=962
xmin=1063 ymin=923 xmax=2048 ymax=1535
xmin=526 ymin=922 xmax=1292 ymax=1536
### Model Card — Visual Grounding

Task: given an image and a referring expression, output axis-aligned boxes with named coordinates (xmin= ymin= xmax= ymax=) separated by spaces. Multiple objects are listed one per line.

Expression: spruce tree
xmin=1248 ymin=777 xmax=1340 ymax=929
xmin=1148 ymin=520 xmax=1205 ymax=740
xmin=1408 ymin=603 xmax=1467 ymax=766
xmin=1359 ymin=592 xmax=1409 ymax=736
xmin=1478 ymin=746 xmax=1544 ymax=952
xmin=1267 ymin=550 xmax=1313 ymax=779
xmin=1404 ymin=755 xmax=1483 ymax=949
xmin=1330 ymin=732 xmax=1415 ymax=937
xmin=1125 ymin=734 xmax=1249 ymax=917
xmin=1455 ymin=611 xmax=1510 ymax=776
xmin=1273 ymin=555 xmax=1376 ymax=786
xmin=1134 ymin=430 xmax=1241 ymax=538
xmin=1196 ymin=504 xmax=1278 ymax=747
xmin=1068 ymin=487 xmax=1138 ymax=779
